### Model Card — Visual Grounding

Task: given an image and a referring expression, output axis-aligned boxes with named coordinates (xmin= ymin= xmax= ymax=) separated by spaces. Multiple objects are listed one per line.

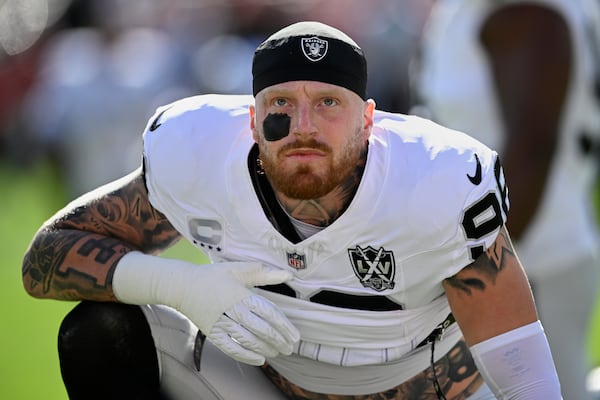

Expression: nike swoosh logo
xmin=149 ymin=109 xmax=166 ymax=132
xmin=467 ymin=154 xmax=482 ymax=185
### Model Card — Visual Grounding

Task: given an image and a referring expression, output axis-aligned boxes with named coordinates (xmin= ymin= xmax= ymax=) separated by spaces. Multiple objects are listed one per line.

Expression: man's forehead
xmin=259 ymin=80 xmax=356 ymax=98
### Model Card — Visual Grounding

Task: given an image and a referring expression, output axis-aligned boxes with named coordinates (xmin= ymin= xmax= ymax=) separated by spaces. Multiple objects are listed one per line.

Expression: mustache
xmin=278 ymin=138 xmax=332 ymax=154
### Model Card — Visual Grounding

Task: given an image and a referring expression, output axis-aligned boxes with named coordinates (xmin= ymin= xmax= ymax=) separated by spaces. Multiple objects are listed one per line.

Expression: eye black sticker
xmin=263 ymin=113 xmax=291 ymax=141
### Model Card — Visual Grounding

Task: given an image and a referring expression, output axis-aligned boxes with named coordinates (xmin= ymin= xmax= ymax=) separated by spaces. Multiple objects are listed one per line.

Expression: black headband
xmin=252 ymin=21 xmax=367 ymax=100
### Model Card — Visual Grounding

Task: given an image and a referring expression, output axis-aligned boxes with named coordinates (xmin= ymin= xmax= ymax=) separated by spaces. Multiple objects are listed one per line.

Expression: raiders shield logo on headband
xmin=301 ymin=37 xmax=328 ymax=62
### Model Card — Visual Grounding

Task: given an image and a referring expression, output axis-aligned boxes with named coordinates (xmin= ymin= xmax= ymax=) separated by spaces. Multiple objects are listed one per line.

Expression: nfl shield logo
xmin=348 ymin=245 xmax=395 ymax=291
xmin=301 ymin=37 xmax=328 ymax=62
xmin=287 ymin=251 xmax=306 ymax=270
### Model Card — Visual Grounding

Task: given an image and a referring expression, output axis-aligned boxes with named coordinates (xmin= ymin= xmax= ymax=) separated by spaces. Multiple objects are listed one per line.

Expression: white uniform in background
xmin=414 ymin=0 xmax=600 ymax=398
xmin=138 ymin=94 xmax=506 ymax=398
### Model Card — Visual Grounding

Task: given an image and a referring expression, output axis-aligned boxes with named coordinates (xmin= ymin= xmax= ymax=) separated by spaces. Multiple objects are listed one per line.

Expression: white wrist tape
xmin=470 ymin=321 xmax=562 ymax=399
xmin=112 ymin=251 xmax=291 ymax=334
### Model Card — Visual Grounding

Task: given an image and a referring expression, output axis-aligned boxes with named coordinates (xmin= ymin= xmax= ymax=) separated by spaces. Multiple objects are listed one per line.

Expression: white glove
xmin=113 ymin=251 xmax=300 ymax=365
xmin=208 ymin=294 xmax=299 ymax=365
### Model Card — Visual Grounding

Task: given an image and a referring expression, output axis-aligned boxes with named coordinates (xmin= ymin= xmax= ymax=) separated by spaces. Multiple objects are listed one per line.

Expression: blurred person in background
xmin=411 ymin=0 xmax=600 ymax=398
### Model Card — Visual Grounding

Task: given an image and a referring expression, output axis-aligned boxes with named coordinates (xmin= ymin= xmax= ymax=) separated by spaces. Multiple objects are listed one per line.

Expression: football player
xmin=23 ymin=21 xmax=561 ymax=399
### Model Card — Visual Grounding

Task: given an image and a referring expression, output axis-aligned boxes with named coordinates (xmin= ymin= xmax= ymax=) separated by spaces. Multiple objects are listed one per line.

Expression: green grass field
xmin=1 ymin=159 xmax=599 ymax=399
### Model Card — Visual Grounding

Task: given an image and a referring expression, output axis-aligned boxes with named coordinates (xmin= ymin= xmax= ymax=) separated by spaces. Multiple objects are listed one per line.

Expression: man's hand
xmin=113 ymin=252 xmax=300 ymax=365
xmin=208 ymin=294 xmax=300 ymax=365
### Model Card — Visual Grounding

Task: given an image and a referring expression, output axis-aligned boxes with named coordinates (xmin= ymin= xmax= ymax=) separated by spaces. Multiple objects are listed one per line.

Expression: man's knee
xmin=58 ymin=301 xmax=165 ymax=400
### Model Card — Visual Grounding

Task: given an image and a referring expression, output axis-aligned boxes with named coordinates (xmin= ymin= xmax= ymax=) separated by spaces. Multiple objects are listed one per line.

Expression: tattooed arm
xmin=444 ymin=226 xmax=562 ymax=398
xmin=21 ymin=164 xmax=299 ymax=365
xmin=21 ymin=166 xmax=181 ymax=302
xmin=443 ymin=225 xmax=537 ymax=345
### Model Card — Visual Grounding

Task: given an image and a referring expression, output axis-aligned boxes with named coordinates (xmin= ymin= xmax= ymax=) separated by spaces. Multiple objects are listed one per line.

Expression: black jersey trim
xmin=248 ymin=144 xmax=303 ymax=244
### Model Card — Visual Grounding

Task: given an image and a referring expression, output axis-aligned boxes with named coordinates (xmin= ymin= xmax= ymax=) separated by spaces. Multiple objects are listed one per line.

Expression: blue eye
xmin=323 ymin=98 xmax=337 ymax=106
xmin=274 ymin=98 xmax=287 ymax=107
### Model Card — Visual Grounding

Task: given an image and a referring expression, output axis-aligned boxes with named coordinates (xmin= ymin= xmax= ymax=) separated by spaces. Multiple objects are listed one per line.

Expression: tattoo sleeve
xmin=442 ymin=225 xmax=537 ymax=346
xmin=22 ymin=169 xmax=180 ymax=301
xmin=444 ymin=227 xmax=515 ymax=295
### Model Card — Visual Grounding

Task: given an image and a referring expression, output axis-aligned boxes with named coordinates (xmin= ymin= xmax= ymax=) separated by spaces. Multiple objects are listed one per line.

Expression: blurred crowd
xmin=0 ymin=0 xmax=432 ymax=198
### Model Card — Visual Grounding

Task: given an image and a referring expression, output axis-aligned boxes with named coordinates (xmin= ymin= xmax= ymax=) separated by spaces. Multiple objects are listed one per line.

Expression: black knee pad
xmin=58 ymin=301 xmax=167 ymax=400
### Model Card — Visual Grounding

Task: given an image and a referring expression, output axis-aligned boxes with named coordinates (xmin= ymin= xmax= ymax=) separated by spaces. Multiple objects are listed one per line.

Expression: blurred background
xmin=1 ymin=0 xmax=598 ymax=398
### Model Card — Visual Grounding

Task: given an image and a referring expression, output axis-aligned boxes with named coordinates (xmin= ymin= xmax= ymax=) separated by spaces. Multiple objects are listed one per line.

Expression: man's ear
xmin=249 ymin=105 xmax=258 ymax=142
xmin=363 ymin=99 xmax=376 ymax=135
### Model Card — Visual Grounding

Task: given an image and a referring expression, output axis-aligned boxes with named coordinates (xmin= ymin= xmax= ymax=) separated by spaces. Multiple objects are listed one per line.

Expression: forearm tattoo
xmin=260 ymin=339 xmax=483 ymax=399
xmin=22 ymin=229 xmax=130 ymax=300
xmin=444 ymin=227 xmax=515 ymax=295
xmin=22 ymin=174 xmax=179 ymax=300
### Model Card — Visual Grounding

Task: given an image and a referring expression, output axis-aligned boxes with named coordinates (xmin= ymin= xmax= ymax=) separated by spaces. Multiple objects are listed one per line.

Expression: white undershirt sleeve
xmin=469 ymin=321 xmax=562 ymax=399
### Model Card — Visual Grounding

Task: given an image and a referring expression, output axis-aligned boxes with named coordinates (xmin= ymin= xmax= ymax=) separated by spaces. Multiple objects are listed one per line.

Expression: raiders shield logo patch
xmin=301 ymin=37 xmax=328 ymax=62
xmin=348 ymin=245 xmax=395 ymax=291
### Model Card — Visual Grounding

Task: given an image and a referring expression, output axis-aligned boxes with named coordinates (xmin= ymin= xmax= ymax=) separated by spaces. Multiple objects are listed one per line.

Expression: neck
xmin=275 ymin=149 xmax=367 ymax=227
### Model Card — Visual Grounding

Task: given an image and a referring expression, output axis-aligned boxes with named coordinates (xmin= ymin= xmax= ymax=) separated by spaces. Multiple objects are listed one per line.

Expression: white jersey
xmin=142 ymin=94 xmax=507 ymax=393
xmin=414 ymin=0 xmax=600 ymax=277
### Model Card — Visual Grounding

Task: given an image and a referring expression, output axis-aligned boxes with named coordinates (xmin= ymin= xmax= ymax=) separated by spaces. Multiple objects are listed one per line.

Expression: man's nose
xmin=291 ymin=104 xmax=317 ymax=137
